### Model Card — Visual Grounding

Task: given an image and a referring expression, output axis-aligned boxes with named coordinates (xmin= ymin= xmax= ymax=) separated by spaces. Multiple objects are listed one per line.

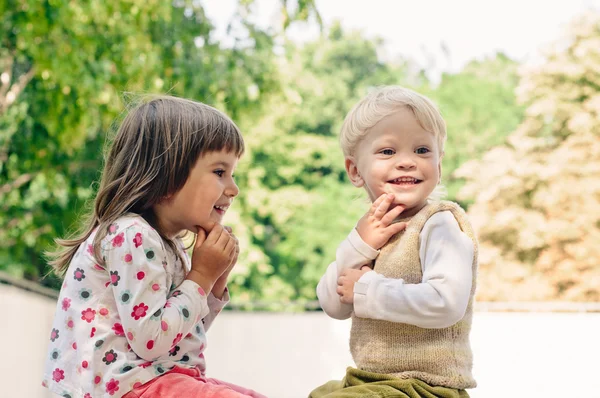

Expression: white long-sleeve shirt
xmin=317 ymin=211 xmax=474 ymax=328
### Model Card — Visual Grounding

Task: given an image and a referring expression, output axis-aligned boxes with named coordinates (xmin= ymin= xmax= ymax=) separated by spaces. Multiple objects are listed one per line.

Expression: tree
xmin=456 ymin=11 xmax=600 ymax=301
xmin=227 ymin=23 xmax=416 ymax=307
xmin=427 ymin=53 xmax=525 ymax=202
xmin=0 ymin=0 xmax=315 ymax=288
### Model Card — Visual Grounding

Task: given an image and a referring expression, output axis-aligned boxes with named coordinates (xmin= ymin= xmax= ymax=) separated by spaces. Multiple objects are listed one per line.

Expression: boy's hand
xmin=187 ymin=224 xmax=237 ymax=294
xmin=211 ymin=226 xmax=239 ymax=299
xmin=356 ymin=193 xmax=408 ymax=250
xmin=337 ymin=266 xmax=372 ymax=304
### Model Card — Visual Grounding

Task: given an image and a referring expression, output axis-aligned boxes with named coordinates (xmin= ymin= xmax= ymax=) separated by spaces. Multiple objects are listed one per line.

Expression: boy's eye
xmin=214 ymin=169 xmax=225 ymax=177
xmin=380 ymin=149 xmax=395 ymax=156
xmin=415 ymin=147 xmax=430 ymax=155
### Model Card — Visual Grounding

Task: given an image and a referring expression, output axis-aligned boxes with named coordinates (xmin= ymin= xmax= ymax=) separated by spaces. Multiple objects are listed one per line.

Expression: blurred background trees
xmin=456 ymin=12 xmax=600 ymax=302
xmin=1 ymin=0 xmax=598 ymax=306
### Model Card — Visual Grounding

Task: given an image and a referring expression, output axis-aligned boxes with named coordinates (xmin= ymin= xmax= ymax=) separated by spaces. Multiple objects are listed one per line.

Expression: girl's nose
xmin=225 ymin=181 xmax=239 ymax=198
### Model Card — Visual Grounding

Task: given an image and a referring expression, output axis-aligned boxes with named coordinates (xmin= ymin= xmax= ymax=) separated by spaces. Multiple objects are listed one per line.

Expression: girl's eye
xmin=214 ymin=169 xmax=225 ymax=177
xmin=381 ymin=149 xmax=395 ymax=156
xmin=416 ymin=147 xmax=430 ymax=155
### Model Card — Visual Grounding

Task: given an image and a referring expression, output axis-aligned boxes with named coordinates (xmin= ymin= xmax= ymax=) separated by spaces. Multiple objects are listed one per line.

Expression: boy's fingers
xmin=223 ymin=225 xmax=232 ymax=233
xmin=389 ymin=221 xmax=408 ymax=236
xmin=380 ymin=204 xmax=405 ymax=225
xmin=373 ymin=194 xmax=394 ymax=219
xmin=369 ymin=194 xmax=388 ymax=215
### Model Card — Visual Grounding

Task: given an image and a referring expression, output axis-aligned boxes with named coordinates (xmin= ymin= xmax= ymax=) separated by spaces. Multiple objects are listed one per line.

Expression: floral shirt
xmin=43 ymin=214 xmax=228 ymax=398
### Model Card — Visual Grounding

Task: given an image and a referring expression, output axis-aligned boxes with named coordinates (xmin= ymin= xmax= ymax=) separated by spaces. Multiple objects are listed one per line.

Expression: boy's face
xmin=345 ymin=107 xmax=441 ymax=217
xmin=154 ymin=150 xmax=240 ymax=236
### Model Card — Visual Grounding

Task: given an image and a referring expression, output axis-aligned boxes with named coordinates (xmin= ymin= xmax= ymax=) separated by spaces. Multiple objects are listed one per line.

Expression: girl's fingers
xmin=373 ymin=194 xmax=394 ymax=219
xmin=206 ymin=224 xmax=224 ymax=244
xmin=380 ymin=204 xmax=405 ymax=226
xmin=194 ymin=228 xmax=207 ymax=249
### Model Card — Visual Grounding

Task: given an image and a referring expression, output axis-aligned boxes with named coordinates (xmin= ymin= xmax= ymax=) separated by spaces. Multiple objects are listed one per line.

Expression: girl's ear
xmin=345 ymin=157 xmax=364 ymax=188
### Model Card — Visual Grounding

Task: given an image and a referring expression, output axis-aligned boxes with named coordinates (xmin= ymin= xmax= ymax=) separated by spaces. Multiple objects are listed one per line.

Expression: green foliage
xmin=426 ymin=53 xmax=525 ymax=202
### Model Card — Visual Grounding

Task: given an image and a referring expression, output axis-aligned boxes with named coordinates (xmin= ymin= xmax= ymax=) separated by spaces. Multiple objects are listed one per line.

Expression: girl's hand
xmin=186 ymin=224 xmax=237 ymax=294
xmin=211 ymin=226 xmax=239 ymax=299
xmin=356 ymin=193 xmax=408 ymax=250
xmin=336 ymin=265 xmax=372 ymax=304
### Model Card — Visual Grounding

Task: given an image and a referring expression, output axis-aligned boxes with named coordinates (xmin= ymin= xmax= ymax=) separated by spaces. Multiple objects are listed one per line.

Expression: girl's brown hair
xmin=48 ymin=95 xmax=244 ymax=275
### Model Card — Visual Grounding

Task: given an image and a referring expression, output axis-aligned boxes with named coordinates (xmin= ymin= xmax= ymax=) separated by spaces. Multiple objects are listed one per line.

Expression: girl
xmin=311 ymin=86 xmax=477 ymax=397
xmin=43 ymin=96 xmax=267 ymax=398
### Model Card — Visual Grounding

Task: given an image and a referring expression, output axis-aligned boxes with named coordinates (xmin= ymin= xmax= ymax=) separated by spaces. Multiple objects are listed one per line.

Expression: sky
xmin=204 ymin=0 xmax=600 ymax=77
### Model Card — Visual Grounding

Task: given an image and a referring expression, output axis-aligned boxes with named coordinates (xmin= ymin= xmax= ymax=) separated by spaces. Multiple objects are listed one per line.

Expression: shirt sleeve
xmin=201 ymin=290 xmax=230 ymax=331
xmin=316 ymin=228 xmax=380 ymax=320
xmin=104 ymin=224 xmax=210 ymax=360
xmin=353 ymin=211 xmax=474 ymax=328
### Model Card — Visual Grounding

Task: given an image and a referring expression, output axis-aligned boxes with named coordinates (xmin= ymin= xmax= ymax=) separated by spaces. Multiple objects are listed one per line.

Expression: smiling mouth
xmin=388 ymin=177 xmax=422 ymax=185
xmin=214 ymin=205 xmax=229 ymax=214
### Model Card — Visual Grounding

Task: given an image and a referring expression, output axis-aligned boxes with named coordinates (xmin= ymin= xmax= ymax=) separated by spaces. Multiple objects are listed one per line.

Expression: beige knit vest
xmin=349 ymin=200 xmax=478 ymax=389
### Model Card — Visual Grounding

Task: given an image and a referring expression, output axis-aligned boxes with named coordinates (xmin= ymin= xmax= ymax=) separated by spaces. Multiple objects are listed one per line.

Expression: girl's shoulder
xmin=97 ymin=213 xmax=164 ymax=250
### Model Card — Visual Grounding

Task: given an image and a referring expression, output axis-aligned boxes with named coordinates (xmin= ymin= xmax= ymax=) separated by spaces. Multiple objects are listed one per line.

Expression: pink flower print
xmin=65 ymin=317 xmax=74 ymax=330
xmin=124 ymin=253 xmax=133 ymax=263
xmin=108 ymin=223 xmax=118 ymax=235
xmin=171 ymin=290 xmax=182 ymax=298
xmin=102 ymin=349 xmax=118 ymax=365
xmin=161 ymin=321 xmax=169 ymax=331
xmin=61 ymin=297 xmax=71 ymax=311
xmin=112 ymin=323 xmax=124 ymax=336
xmin=94 ymin=375 xmax=102 ymax=384
xmin=140 ymin=361 xmax=152 ymax=368
xmin=99 ymin=307 xmax=109 ymax=317
xmin=133 ymin=232 xmax=143 ymax=248
xmin=73 ymin=267 xmax=86 ymax=281
xmin=112 ymin=233 xmax=125 ymax=248
xmin=131 ymin=303 xmax=148 ymax=320
xmin=109 ymin=270 xmax=120 ymax=286
xmin=146 ymin=340 xmax=154 ymax=350
xmin=84 ymin=394 xmax=92 ymax=398
xmin=87 ymin=244 xmax=94 ymax=255
xmin=52 ymin=368 xmax=65 ymax=382
xmin=50 ymin=328 xmax=60 ymax=342
xmin=90 ymin=327 xmax=96 ymax=337
xmin=172 ymin=333 xmax=183 ymax=347
xmin=81 ymin=308 xmax=96 ymax=323
xmin=136 ymin=271 xmax=145 ymax=280
xmin=82 ymin=360 xmax=89 ymax=369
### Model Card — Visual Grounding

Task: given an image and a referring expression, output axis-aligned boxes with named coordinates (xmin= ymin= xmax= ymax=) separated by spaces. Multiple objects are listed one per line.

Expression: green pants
xmin=309 ymin=367 xmax=470 ymax=398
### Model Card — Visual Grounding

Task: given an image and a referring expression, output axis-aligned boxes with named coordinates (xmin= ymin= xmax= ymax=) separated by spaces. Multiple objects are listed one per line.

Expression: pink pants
xmin=123 ymin=366 xmax=268 ymax=398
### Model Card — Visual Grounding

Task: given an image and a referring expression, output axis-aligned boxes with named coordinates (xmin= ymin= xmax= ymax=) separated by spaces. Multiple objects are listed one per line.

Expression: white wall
xmin=3 ymin=283 xmax=599 ymax=398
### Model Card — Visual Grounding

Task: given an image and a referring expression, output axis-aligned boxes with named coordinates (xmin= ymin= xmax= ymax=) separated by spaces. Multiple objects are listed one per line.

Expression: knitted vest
xmin=349 ymin=201 xmax=478 ymax=389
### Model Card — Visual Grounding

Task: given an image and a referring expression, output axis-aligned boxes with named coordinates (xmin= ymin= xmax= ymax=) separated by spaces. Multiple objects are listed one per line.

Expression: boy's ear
xmin=345 ymin=157 xmax=364 ymax=188
xmin=438 ymin=151 xmax=444 ymax=184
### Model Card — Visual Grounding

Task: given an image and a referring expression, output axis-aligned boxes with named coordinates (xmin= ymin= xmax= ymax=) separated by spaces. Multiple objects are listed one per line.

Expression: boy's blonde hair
xmin=340 ymin=86 xmax=447 ymax=158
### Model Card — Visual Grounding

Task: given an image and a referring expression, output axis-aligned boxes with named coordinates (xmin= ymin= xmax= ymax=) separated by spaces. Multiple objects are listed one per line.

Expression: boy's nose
xmin=395 ymin=157 xmax=416 ymax=169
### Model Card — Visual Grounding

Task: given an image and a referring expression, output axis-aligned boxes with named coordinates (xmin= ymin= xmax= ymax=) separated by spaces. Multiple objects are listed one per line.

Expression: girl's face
xmin=345 ymin=108 xmax=441 ymax=217
xmin=154 ymin=150 xmax=240 ymax=236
